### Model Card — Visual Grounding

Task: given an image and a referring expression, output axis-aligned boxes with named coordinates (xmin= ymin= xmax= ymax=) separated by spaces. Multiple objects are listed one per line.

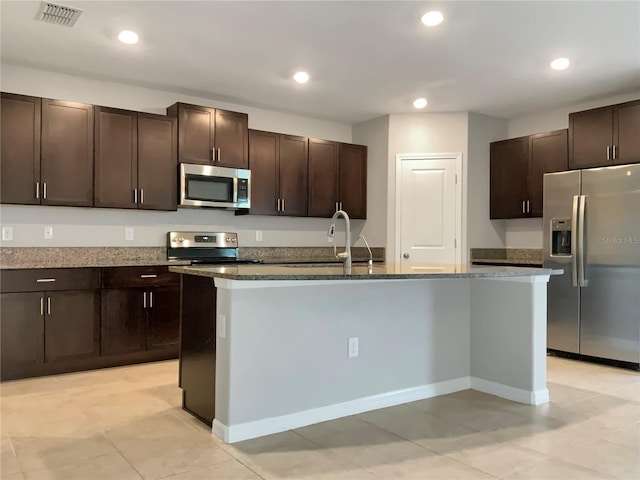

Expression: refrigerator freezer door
xmin=543 ymin=170 xmax=581 ymax=353
xmin=580 ymin=164 xmax=640 ymax=363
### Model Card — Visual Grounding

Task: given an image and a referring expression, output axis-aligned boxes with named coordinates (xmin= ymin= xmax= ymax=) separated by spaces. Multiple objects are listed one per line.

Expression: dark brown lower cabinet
xmin=0 ymin=292 xmax=45 ymax=379
xmin=101 ymin=288 xmax=148 ymax=356
xmin=148 ymin=284 xmax=181 ymax=350
xmin=179 ymin=274 xmax=217 ymax=425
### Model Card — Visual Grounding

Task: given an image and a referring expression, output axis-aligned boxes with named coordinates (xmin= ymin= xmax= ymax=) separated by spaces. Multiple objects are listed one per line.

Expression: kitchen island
xmin=171 ymin=263 xmax=559 ymax=443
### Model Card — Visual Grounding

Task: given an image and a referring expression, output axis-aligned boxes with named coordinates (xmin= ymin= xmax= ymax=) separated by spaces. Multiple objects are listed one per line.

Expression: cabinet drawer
xmin=0 ymin=268 xmax=100 ymax=293
xmin=101 ymin=266 xmax=180 ymax=288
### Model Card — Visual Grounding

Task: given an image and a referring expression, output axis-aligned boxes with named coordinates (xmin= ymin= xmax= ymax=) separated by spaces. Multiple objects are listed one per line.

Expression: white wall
xmin=0 ymin=64 xmax=359 ymax=248
xmin=387 ymin=113 xmax=469 ymax=262
xmin=466 ymin=112 xmax=507 ymax=253
xmin=352 ymin=115 xmax=389 ymax=248
xmin=504 ymin=90 xmax=640 ymax=248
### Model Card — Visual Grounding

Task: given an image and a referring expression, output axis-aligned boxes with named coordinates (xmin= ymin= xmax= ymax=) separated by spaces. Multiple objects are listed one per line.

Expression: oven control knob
xmin=178 ymin=237 xmax=184 ymax=243
xmin=231 ymin=238 xmax=236 ymax=243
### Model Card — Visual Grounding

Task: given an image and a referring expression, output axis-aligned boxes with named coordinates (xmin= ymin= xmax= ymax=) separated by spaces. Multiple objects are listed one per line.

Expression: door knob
xmin=403 ymin=253 xmax=409 ymax=259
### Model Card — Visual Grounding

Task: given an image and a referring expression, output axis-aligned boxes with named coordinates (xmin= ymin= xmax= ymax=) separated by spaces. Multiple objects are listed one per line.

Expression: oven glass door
xmin=184 ymin=175 xmax=234 ymax=203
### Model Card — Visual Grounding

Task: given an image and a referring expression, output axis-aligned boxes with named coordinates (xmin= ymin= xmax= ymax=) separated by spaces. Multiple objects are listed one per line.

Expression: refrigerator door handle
xmin=571 ymin=195 xmax=580 ymax=287
xmin=577 ymin=195 xmax=588 ymax=287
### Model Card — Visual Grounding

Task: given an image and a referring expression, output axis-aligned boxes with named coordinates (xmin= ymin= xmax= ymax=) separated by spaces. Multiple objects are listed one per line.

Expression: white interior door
xmin=397 ymin=155 xmax=461 ymax=266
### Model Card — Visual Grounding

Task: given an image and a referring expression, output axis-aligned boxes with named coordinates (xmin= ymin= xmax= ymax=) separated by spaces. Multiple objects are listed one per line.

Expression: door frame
xmin=394 ymin=153 xmax=463 ymax=265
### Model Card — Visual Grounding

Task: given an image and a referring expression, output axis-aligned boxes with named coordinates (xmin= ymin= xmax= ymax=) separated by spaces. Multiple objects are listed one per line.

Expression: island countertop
xmin=169 ymin=263 xmax=559 ymax=280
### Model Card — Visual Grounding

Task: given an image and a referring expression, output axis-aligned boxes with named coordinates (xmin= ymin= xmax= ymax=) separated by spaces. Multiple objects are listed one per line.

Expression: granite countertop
xmin=170 ymin=263 xmax=559 ymax=281
xmin=470 ymin=248 xmax=543 ymax=267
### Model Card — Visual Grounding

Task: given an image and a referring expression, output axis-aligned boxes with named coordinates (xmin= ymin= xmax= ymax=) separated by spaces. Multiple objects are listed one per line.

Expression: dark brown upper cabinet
xmin=167 ymin=102 xmax=248 ymax=169
xmin=569 ymin=99 xmax=640 ymax=169
xmin=41 ymin=99 xmax=94 ymax=206
xmin=95 ymin=108 xmax=177 ymax=211
xmin=1 ymin=93 xmax=41 ymax=205
xmin=490 ymin=130 xmax=568 ymax=219
xmin=248 ymin=130 xmax=308 ymax=216
xmin=308 ymin=139 xmax=367 ymax=219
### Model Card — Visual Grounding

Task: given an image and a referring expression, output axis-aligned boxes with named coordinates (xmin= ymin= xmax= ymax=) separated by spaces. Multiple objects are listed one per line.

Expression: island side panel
xmin=214 ymin=278 xmax=471 ymax=441
xmin=469 ymin=275 xmax=550 ymax=405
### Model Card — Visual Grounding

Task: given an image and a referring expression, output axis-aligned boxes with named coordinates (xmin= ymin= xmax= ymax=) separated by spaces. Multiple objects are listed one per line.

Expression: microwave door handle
xmin=233 ymin=176 xmax=238 ymax=204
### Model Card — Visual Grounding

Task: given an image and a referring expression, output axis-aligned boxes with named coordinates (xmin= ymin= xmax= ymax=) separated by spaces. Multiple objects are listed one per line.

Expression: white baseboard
xmin=212 ymin=376 xmax=471 ymax=443
xmin=471 ymin=377 xmax=549 ymax=405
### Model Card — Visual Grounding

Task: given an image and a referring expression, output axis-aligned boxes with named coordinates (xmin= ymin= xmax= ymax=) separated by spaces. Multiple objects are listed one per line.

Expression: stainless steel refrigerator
xmin=543 ymin=164 xmax=640 ymax=365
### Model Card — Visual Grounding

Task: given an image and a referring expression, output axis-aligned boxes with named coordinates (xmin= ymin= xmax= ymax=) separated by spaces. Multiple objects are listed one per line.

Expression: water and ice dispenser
xmin=551 ymin=219 xmax=572 ymax=256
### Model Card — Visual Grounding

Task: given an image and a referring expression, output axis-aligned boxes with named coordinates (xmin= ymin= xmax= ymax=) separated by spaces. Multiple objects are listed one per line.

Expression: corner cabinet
xmin=308 ymin=139 xmax=367 ymax=219
xmin=490 ymin=129 xmax=567 ymax=219
xmin=248 ymin=130 xmax=308 ymax=216
xmin=167 ymin=102 xmax=248 ymax=168
xmin=95 ymin=107 xmax=177 ymax=210
xmin=1 ymin=94 xmax=94 ymax=207
xmin=569 ymin=99 xmax=640 ymax=169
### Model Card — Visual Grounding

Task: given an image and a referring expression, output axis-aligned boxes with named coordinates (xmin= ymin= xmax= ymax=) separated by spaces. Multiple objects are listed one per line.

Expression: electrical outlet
xmin=348 ymin=337 xmax=359 ymax=358
xmin=44 ymin=226 xmax=53 ymax=240
xmin=217 ymin=314 xmax=226 ymax=338
xmin=2 ymin=227 xmax=13 ymax=241
xmin=125 ymin=227 xmax=135 ymax=241
xmin=256 ymin=230 xmax=263 ymax=242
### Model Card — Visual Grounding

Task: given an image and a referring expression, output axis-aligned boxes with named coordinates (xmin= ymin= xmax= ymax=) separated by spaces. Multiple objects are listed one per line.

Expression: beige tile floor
xmin=1 ymin=356 xmax=638 ymax=480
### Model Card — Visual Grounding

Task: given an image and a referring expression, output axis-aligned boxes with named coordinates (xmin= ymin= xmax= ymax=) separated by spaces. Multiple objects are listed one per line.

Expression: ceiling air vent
xmin=35 ymin=1 xmax=83 ymax=27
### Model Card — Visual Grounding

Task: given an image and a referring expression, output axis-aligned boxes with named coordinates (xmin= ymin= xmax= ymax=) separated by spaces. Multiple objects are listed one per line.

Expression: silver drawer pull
xmin=140 ymin=274 xmax=157 ymax=278
xmin=36 ymin=278 xmax=56 ymax=283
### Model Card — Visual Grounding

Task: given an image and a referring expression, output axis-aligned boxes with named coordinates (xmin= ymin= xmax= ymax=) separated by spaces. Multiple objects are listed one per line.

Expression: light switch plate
xmin=348 ymin=337 xmax=359 ymax=358
xmin=125 ymin=227 xmax=134 ymax=241
xmin=2 ymin=227 xmax=13 ymax=241
xmin=256 ymin=230 xmax=263 ymax=242
xmin=44 ymin=226 xmax=53 ymax=240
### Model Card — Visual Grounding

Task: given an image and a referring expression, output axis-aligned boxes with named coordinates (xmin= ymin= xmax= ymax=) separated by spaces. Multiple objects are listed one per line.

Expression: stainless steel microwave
xmin=179 ymin=163 xmax=250 ymax=210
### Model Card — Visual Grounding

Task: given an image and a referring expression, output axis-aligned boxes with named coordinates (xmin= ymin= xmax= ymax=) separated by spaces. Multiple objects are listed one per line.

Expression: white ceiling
xmin=1 ymin=1 xmax=639 ymax=123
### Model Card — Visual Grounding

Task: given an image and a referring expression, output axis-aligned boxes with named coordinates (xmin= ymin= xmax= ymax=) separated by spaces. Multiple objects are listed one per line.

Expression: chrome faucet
xmin=327 ymin=210 xmax=351 ymax=270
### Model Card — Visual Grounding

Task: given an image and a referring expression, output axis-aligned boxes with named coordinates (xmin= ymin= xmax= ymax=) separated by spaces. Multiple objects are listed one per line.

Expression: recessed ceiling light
xmin=413 ymin=98 xmax=428 ymax=109
xmin=293 ymin=71 xmax=310 ymax=84
xmin=421 ymin=11 xmax=444 ymax=27
xmin=550 ymin=57 xmax=570 ymax=70
xmin=118 ymin=30 xmax=139 ymax=45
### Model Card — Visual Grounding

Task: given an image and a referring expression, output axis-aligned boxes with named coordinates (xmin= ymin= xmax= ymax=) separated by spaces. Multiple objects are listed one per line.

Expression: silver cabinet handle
xmin=403 ymin=253 xmax=410 ymax=259
xmin=526 ymin=200 xmax=530 ymax=213
xmin=217 ymin=148 xmax=221 ymax=164
xmin=522 ymin=201 xmax=526 ymax=214
xmin=335 ymin=202 xmax=339 ymax=212
xmin=140 ymin=188 xmax=144 ymax=204
xmin=612 ymin=145 xmax=617 ymax=159
xmin=606 ymin=146 xmax=611 ymax=160
xmin=277 ymin=198 xmax=281 ymax=212
xmin=36 ymin=278 xmax=56 ymax=283
xmin=212 ymin=148 xmax=216 ymax=162
xmin=47 ymin=297 xmax=51 ymax=315
xmin=40 ymin=297 xmax=44 ymax=316
xmin=340 ymin=202 xmax=343 ymax=211
xmin=149 ymin=291 xmax=153 ymax=308
xmin=36 ymin=182 xmax=40 ymax=199
xmin=143 ymin=291 xmax=147 ymax=308
xmin=134 ymin=189 xmax=138 ymax=204
xmin=43 ymin=182 xmax=47 ymax=199
xmin=281 ymin=198 xmax=285 ymax=212
xmin=140 ymin=274 xmax=157 ymax=278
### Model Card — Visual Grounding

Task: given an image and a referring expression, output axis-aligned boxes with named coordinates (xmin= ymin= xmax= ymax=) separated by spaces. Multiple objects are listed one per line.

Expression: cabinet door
xmin=138 ymin=113 xmax=178 ymax=210
xmin=215 ymin=109 xmax=248 ymax=169
xmin=614 ymin=100 xmax=640 ymax=165
xmin=94 ymin=107 xmax=137 ymax=209
xmin=308 ymin=139 xmax=338 ymax=218
xmin=248 ymin=130 xmax=279 ymax=215
xmin=1 ymin=93 xmax=41 ymax=205
xmin=0 ymin=292 xmax=44 ymax=379
xmin=338 ymin=143 xmax=367 ymax=219
xmin=569 ymin=106 xmax=614 ymax=169
xmin=529 ymin=130 xmax=568 ymax=217
xmin=278 ymin=134 xmax=308 ymax=216
xmin=490 ymin=137 xmax=529 ymax=219
xmin=101 ymin=288 xmax=147 ymax=356
xmin=41 ymin=99 xmax=94 ymax=206
xmin=172 ymin=103 xmax=215 ymax=164
xmin=45 ymin=290 xmax=100 ymax=363
xmin=147 ymin=285 xmax=180 ymax=350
